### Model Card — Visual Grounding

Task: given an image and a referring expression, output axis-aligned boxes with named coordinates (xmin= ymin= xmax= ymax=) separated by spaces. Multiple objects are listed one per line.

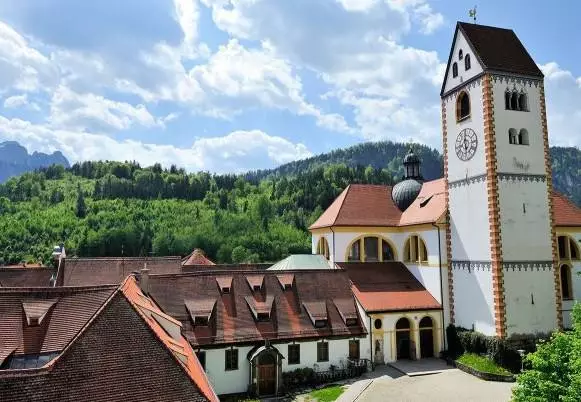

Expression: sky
xmin=0 ymin=0 xmax=579 ymax=173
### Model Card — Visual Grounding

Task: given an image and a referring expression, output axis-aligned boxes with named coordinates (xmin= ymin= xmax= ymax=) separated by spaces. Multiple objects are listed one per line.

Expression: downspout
xmin=330 ymin=226 xmax=336 ymax=266
xmin=369 ymin=315 xmax=373 ymax=370
xmin=432 ymin=222 xmax=446 ymax=351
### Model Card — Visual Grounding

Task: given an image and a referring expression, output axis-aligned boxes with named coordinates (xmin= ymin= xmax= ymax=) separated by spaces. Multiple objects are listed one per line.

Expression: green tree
xmin=75 ymin=184 xmax=87 ymax=218
xmin=512 ymin=303 xmax=581 ymax=402
xmin=231 ymin=245 xmax=251 ymax=263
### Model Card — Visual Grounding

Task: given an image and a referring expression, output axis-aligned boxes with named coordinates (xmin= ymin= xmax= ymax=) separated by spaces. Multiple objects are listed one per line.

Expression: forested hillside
xmin=0 ymin=141 xmax=578 ymax=265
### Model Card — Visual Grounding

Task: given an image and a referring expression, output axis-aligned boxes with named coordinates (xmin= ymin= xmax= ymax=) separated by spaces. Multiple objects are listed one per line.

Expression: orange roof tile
xmin=182 ymin=249 xmax=215 ymax=266
xmin=310 ymin=184 xmax=402 ymax=229
xmin=341 ymin=262 xmax=441 ymax=312
xmin=399 ymin=178 xmax=446 ymax=226
xmin=553 ymin=192 xmax=581 ymax=227
xmin=121 ymin=277 xmax=219 ymax=402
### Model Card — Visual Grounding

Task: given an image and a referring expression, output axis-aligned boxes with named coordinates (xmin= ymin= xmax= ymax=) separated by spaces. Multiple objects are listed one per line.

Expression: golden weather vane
xmin=469 ymin=6 xmax=477 ymax=22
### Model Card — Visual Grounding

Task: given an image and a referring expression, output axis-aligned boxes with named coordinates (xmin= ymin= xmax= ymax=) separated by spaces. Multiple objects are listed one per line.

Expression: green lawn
xmin=307 ymin=385 xmax=345 ymax=402
xmin=457 ymin=353 xmax=511 ymax=376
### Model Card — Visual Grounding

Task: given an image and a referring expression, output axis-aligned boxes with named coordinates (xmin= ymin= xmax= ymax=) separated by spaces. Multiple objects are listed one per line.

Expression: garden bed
xmin=455 ymin=354 xmax=515 ymax=382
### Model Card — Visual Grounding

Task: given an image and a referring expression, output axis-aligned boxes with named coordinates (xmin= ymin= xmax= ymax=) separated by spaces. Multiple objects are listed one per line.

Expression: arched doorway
xmin=395 ymin=317 xmax=412 ymax=360
xmin=257 ymin=352 xmax=276 ymax=396
xmin=419 ymin=316 xmax=434 ymax=358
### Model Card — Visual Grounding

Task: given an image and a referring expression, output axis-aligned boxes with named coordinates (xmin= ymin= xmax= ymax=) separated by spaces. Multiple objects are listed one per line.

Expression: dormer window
xmin=458 ymin=49 xmax=463 ymax=60
xmin=334 ymin=299 xmax=359 ymax=327
xmin=22 ymin=299 xmax=58 ymax=327
xmin=245 ymin=296 xmax=274 ymax=322
xmin=277 ymin=274 xmax=294 ymax=290
xmin=314 ymin=319 xmax=327 ymax=328
xmin=346 ymin=318 xmax=358 ymax=327
xmin=216 ymin=276 xmax=233 ymax=294
xmin=246 ymin=275 xmax=264 ymax=292
xmin=185 ymin=298 xmax=217 ymax=327
xmin=452 ymin=62 xmax=458 ymax=78
xmin=28 ymin=317 xmax=39 ymax=327
xmin=194 ymin=316 xmax=209 ymax=326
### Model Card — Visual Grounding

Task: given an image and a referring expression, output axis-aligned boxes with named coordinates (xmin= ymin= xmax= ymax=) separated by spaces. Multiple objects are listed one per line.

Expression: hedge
xmin=446 ymin=324 xmax=550 ymax=373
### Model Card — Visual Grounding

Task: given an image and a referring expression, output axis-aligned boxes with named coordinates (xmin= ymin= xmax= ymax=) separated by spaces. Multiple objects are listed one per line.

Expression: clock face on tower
xmin=455 ymin=128 xmax=478 ymax=161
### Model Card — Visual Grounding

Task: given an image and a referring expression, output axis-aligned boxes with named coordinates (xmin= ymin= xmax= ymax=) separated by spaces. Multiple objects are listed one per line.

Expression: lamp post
xmin=517 ymin=349 xmax=525 ymax=372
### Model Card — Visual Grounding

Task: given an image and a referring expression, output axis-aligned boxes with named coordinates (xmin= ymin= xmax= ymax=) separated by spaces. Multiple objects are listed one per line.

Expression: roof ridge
xmin=458 ymin=21 xmax=514 ymax=32
xmin=0 ymin=284 xmax=118 ymax=293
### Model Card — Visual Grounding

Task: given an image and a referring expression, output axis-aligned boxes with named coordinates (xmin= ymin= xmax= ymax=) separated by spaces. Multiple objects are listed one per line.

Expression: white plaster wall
xmin=443 ymin=30 xmax=484 ymax=94
xmin=453 ymin=268 xmax=496 ymax=335
xmin=444 ymin=79 xmax=486 ymax=183
xmin=449 ymin=181 xmax=491 ymax=261
xmin=406 ymin=264 xmax=443 ymax=303
xmin=278 ymin=338 xmax=364 ymax=373
xmin=492 ymin=79 xmax=545 ymax=175
xmin=312 ymin=232 xmax=335 ymax=263
xmin=504 ymin=269 xmax=558 ymax=335
xmin=204 ymin=346 xmax=253 ymax=396
xmin=498 ymin=180 xmax=552 ymax=260
xmin=370 ymin=311 xmax=443 ymax=363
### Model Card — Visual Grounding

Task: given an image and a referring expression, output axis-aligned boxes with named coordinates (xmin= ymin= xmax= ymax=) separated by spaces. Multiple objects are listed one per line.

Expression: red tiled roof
xmin=0 ymin=278 xmax=218 ymax=402
xmin=0 ymin=267 xmax=52 ymax=287
xmin=310 ymin=184 xmax=402 ymax=229
xmin=399 ymin=178 xmax=446 ymax=226
xmin=121 ymin=277 xmax=219 ymax=402
xmin=182 ymin=249 xmax=216 ymax=266
xmin=147 ymin=270 xmax=367 ymax=346
xmin=310 ymin=181 xmax=445 ymax=229
xmin=61 ymin=256 xmax=181 ymax=286
xmin=553 ymin=192 xmax=581 ymax=227
xmin=0 ymin=285 xmax=117 ymax=356
xmin=340 ymin=262 xmax=441 ymax=312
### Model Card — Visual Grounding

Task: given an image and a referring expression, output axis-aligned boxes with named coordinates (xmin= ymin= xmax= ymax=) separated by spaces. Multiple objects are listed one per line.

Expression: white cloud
xmin=4 ymin=94 xmax=28 ymax=108
xmin=0 ymin=115 xmax=311 ymax=172
xmin=48 ymin=86 xmax=162 ymax=132
xmin=336 ymin=0 xmax=380 ymax=12
xmin=540 ymin=62 xmax=581 ymax=148
xmin=412 ymin=4 xmax=445 ymax=34
xmin=173 ymin=0 xmax=200 ymax=57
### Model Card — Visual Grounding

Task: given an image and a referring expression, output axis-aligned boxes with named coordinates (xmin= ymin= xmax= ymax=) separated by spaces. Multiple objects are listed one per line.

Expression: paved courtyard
xmin=337 ymin=360 xmax=514 ymax=402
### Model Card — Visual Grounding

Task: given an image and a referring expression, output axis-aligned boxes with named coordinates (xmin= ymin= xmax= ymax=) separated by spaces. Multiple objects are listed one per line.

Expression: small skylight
xmin=420 ymin=195 xmax=434 ymax=208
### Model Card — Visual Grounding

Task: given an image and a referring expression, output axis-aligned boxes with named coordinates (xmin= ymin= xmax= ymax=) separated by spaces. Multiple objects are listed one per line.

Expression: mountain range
xmin=0 ymin=141 xmax=70 ymax=183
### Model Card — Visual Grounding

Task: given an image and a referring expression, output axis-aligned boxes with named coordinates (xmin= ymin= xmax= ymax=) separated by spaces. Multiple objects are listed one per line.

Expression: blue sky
xmin=0 ymin=0 xmax=578 ymax=173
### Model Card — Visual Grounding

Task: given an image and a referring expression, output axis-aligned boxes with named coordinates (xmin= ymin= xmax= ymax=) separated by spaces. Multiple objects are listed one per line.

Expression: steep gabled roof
xmin=553 ymin=192 xmax=581 ymax=227
xmin=0 ymin=278 xmax=218 ymax=402
xmin=440 ymin=22 xmax=543 ymax=96
xmin=341 ymin=262 xmax=441 ymax=312
xmin=182 ymin=249 xmax=215 ymax=266
xmin=458 ymin=23 xmax=543 ymax=78
xmin=309 ymin=184 xmax=402 ymax=229
xmin=399 ymin=178 xmax=446 ymax=226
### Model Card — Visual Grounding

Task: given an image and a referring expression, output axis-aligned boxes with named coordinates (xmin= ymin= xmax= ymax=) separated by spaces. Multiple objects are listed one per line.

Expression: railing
xmin=282 ymin=358 xmax=370 ymax=392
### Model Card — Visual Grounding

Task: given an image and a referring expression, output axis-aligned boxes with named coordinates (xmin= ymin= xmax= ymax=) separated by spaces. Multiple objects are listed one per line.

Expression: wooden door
xmin=420 ymin=329 xmax=434 ymax=358
xmin=258 ymin=364 xmax=276 ymax=396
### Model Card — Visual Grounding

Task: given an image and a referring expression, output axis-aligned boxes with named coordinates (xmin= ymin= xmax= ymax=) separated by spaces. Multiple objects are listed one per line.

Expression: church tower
xmin=441 ymin=23 xmax=560 ymax=337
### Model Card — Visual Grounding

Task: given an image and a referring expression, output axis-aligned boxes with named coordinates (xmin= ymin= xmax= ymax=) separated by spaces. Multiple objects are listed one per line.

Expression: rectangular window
xmin=317 ymin=341 xmax=329 ymax=362
xmin=558 ymin=236 xmax=567 ymax=259
xmin=349 ymin=340 xmax=360 ymax=360
xmin=288 ymin=344 xmax=300 ymax=365
xmin=225 ymin=349 xmax=238 ymax=371
xmin=196 ymin=351 xmax=206 ymax=370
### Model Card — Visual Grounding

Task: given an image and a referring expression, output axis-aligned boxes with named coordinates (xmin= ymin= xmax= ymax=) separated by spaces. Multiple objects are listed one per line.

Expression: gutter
xmin=432 ymin=221 xmax=447 ymax=351
xmin=369 ymin=315 xmax=373 ymax=370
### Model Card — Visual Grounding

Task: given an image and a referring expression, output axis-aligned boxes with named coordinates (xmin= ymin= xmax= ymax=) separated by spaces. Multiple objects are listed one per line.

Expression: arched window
xmin=509 ymin=128 xmax=518 ymax=145
xmin=558 ymin=235 xmax=580 ymax=260
xmin=347 ymin=236 xmax=396 ymax=262
xmin=403 ymin=235 xmax=428 ymax=264
xmin=561 ymin=264 xmax=573 ymax=300
xmin=464 ymin=54 xmax=471 ymax=70
xmin=510 ymin=91 xmax=518 ymax=110
xmin=458 ymin=49 xmax=463 ymax=60
xmin=518 ymin=93 xmax=528 ymax=111
xmin=518 ymin=129 xmax=529 ymax=145
xmin=317 ymin=237 xmax=330 ymax=260
xmin=419 ymin=316 xmax=433 ymax=328
xmin=505 ymin=90 xmax=511 ymax=110
xmin=452 ymin=62 xmax=458 ymax=78
xmin=456 ymin=91 xmax=470 ymax=121
xmin=396 ymin=317 xmax=411 ymax=330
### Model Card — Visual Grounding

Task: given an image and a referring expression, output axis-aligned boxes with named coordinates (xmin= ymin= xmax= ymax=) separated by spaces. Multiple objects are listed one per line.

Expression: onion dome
xmin=392 ymin=179 xmax=423 ymax=212
xmin=392 ymin=148 xmax=424 ymax=212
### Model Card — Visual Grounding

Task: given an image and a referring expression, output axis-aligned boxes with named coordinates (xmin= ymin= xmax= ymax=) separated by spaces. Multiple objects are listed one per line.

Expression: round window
xmin=374 ymin=319 xmax=382 ymax=330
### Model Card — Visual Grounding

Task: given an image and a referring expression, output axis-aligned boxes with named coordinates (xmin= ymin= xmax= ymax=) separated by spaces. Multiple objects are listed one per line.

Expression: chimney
xmin=140 ymin=263 xmax=150 ymax=294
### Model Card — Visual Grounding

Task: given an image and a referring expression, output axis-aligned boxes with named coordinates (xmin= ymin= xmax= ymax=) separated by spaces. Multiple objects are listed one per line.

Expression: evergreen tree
xmin=75 ymin=184 xmax=87 ymax=218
